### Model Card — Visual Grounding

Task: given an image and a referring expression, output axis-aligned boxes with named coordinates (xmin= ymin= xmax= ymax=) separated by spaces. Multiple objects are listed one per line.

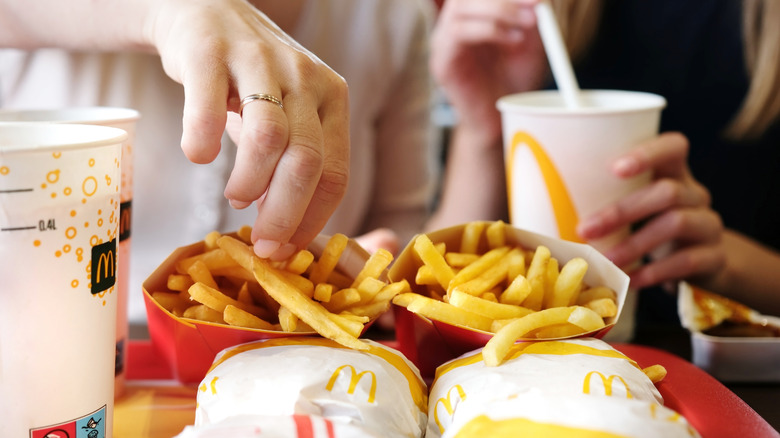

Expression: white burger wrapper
xmin=427 ymin=338 xmax=700 ymax=438
xmin=190 ymin=337 xmax=428 ymax=438
xmin=175 ymin=414 xmax=381 ymax=438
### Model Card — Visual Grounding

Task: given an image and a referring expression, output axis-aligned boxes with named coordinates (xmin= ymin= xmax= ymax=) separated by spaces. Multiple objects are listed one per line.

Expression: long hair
xmin=553 ymin=0 xmax=780 ymax=141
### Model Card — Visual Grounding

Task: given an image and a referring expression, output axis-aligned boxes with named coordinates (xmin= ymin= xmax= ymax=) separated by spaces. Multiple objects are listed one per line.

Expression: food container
xmin=143 ymin=233 xmax=375 ymax=384
xmin=388 ymin=222 xmax=630 ymax=378
xmin=678 ymin=281 xmax=780 ymax=382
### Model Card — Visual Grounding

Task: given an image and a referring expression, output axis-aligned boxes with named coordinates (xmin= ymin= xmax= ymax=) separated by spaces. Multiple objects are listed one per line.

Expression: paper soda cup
xmin=497 ymin=90 xmax=666 ymax=341
xmin=0 ymin=107 xmax=139 ymax=397
xmin=0 ymin=123 xmax=125 ymax=437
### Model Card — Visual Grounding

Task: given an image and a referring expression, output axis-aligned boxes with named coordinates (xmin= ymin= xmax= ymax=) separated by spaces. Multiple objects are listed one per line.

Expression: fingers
xmin=179 ymin=62 xmax=231 ymax=164
xmin=602 ymin=208 xmax=724 ymax=269
xmin=627 ymin=244 xmax=726 ymax=290
xmin=281 ymin=78 xmax=350 ymax=250
xmin=578 ymin=177 xmax=711 ymax=240
xmin=437 ymin=0 xmax=538 ymax=45
xmin=611 ymin=132 xmax=690 ymax=179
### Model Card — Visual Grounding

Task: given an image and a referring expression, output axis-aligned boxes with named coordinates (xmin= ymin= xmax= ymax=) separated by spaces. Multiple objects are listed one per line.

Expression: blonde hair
xmin=553 ymin=0 xmax=780 ymax=141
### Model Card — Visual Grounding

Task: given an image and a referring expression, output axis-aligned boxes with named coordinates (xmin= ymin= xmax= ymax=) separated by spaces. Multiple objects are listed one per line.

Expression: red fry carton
xmin=143 ymin=233 xmax=374 ymax=384
xmin=388 ymin=222 xmax=630 ymax=379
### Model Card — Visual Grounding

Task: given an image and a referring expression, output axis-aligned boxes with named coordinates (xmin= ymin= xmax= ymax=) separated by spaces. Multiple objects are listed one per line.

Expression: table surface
xmin=120 ymin=324 xmax=780 ymax=437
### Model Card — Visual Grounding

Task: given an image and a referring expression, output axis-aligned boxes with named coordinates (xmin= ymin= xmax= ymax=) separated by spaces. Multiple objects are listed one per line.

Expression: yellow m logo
xmin=326 ymin=364 xmax=377 ymax=403
xmin=433 ymin=384 xmax=467 ymax=433
xmin=506 ymin=131 xmax=582 ymax=243
xmin=583 ymin=371 xmax=633 ymax=398
xmin=91 ymin=238 xmax=117 ymax=294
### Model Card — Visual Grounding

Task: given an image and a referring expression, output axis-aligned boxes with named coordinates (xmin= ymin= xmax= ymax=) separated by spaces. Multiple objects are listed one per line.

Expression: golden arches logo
xmin=433 ymin=384 xmax=467 ymax=434
xmin=326 ymin=364 xmax=377 ymax=403
xmin=505 ymin=131 xmax=582 ymax=243
xmin=583 ymin=371 xmax=633 ymax=399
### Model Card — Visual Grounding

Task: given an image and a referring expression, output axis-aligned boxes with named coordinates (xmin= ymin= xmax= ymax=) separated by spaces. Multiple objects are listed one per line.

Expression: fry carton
xmin=183 ymin=337 xmax=427 ymax=438
xmin=388 ymin=221 xmax=630 ymax=378
xmin=143 ymin=232 xmax=383 ymax=384
xmin=427 ymin=338 xmax=700 ymax=437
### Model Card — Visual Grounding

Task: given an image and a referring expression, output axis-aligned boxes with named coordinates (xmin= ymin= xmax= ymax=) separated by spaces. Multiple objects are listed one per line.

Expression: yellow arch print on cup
xmin=505 ymin=131 xmax=582 ymax=244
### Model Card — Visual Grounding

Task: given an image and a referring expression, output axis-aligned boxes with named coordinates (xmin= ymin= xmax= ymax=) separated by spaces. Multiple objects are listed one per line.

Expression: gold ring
xmin=239 ymin=93 xmax=284 ymax=116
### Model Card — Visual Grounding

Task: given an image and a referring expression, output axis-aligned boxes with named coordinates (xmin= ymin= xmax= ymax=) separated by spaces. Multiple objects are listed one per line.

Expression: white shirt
xmin=0 ymin=0 xmax=438 ymax=324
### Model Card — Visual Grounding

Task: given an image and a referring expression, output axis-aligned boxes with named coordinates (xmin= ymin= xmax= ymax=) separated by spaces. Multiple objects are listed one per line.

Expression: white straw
xmin=535 ymin=0 xmax=582 ymax=108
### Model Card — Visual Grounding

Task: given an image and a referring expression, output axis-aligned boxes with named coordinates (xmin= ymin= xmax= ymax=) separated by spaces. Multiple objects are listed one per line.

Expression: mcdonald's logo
xmin=506 ymin=131 xmax=583 ymax=243
xmin=583 ymin=371 xmax=633 ymax=399
xmin=326 ymin=364 xmax=377 ymax=403
xmin=91 ymin=238 xmax=117 ymax=294
xmin=119 ymin=200 xmax=132 ymax=241
xmin=433 ymin=384 xmax=467 ymax=434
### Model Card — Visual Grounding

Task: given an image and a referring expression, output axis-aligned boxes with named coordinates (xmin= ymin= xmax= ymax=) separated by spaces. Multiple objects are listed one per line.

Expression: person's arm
xmin=1 ymin=0 xmax=350 ymax=259
xmin=426 ymin=0 xmax=547 ymax=231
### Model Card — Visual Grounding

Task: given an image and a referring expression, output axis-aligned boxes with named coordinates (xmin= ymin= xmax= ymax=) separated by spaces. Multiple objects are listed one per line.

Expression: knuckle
xmin=245 ymin=118 xmax=288 ymax=152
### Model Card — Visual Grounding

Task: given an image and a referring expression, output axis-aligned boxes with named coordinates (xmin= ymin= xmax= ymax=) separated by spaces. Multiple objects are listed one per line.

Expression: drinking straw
xmin=534 ymin=0 xmax=583 ymax=108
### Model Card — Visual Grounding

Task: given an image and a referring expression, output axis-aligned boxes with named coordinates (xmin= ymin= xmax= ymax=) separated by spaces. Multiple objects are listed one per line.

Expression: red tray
xmin=126 ymin=340 xmax=778 ymax=438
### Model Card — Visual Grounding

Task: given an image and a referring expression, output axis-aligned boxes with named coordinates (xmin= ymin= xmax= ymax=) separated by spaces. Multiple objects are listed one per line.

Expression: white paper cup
xmin=497 ymin=89 xmax=666 ymax=341
xmin=0 ymin=107 xmax=139 ymax=397
xmin=0 ymin=122 xmax=125 ymax=438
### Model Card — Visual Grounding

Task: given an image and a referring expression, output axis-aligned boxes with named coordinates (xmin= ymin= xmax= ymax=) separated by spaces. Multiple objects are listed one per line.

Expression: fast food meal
xmin=146 ymin=227 xmax=408 ymax=351
xmin=426 ymin=337 xmax=700 ymax=438
xmin=175 ymin=337 xmax=428 ymax=438
xmin=390 ymin=221 xmax=628 ymax=367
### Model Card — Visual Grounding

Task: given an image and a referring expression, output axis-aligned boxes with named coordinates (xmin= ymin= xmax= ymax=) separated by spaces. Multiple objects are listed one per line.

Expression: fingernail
xmin=229 ymin=199 xmax=252 ymax=209
xmin=613 ymin=156 xmax=640 ymax=176
xmin=253 ymin=239 xmax=282 ymax=258
xmin=270 ymin=243 xmax=298 ymax=261
xmin=577 ymin=216 xmax=602 ymax=239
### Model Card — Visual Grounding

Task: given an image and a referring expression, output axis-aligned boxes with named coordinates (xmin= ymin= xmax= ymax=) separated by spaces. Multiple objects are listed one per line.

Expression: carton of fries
xmin=143 ymin=229 xmax=399 ymax=383
xmin=388 ymin=221 xmax=630 ymax=378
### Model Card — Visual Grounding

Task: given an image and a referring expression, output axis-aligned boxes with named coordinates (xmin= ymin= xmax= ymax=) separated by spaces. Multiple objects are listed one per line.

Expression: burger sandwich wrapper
xmin=179 ymin=337 xmax=428 ymax=438
xmin=388 ymin=222 xmax=631 ymax=378
xmin=427 ymin=337 xmax=700 ymax=437
xmin=143 ymin=233 xmax=376 ymax=384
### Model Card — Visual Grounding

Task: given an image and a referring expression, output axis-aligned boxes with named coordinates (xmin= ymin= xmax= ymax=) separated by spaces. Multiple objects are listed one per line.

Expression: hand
xmin=353 ymin=228 xmax=401 ymax=256
xmin=430 ymin=0 xmax=547 ymax=140
xmin=150 ymin=0 xmax=350 ymax=258
xmin=577 ymin=132 xmax=726 ymax=289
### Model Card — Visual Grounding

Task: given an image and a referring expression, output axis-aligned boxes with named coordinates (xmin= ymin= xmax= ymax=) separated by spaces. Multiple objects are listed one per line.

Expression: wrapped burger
xmin=427 ymin=338 xmax=700 ymax=437
xmin=179 ymin=337 xmax=428 ymax=438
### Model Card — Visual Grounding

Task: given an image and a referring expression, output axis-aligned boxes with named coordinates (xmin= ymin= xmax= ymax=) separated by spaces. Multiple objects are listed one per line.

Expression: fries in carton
xmin=427 ymin=338 xmax=700 ymax=438
xmin=389 ymin=221 xmax=630 ymax=378
xmin=143 ymin=230 xmax=396 ymax=383
xmin=678 ymin=281 xmax=780 ymax=382
xmin=179 ymin=337 xmax=427 ymax=438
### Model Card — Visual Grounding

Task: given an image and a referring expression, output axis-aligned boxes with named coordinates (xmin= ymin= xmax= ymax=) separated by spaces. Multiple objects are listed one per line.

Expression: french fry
xmin=548 ymin=257 xmax=588 ymax=308
xmin=397 ymin=293 xmax=493 ymax=332
xmin=448 ymin=246 xmax=510 ymax=292
xmin=182 ymin=304 xmax=224 ymax=324
xmin=485 ymin=220 xmax=506 ymax=249
xmin=643 ymin=364 xmax=668 ymax=384
xmin=313 ymin=282 xmax=334 ymax=303
xmin=584 ymin=297 xmax=618 ymax=318
xmin=414 ymin=234 xmax=455 ymax=290
xmin=188 ymin=282 xmax=273 ymax=321
xmin=281 ymin=249 xmax=315 ymax=275
xmin=217 ymin=235 xmax=369 ymax=350
xmin=523 ymin=245 xmax=551 ymax=311
xmin=186 ymin=260 xmax=219 ymax=290
xmin=167 ymin=274 xmax=194 ymax=292
xmin=323 ymin=288 xmax=361 ymax=313
xmin=236 ymin=225 xmax=253 ymax=243
xmin=223 ymin=304 xmax=275 ymax=330
xmin=567 ymin=306 xmax=606 ymax=332
xmin=351 ymin=248 xmax=393 ymax=288
xmin=278 ymin=306 xmax=298 ymax=332
xmin=460 ymin=221 xmax=487 ymax=254
xmin=448 ymin=289 xmax=534 ymax=320
xmin=203 ymin=230 xmax=222 ymax=251
xmin=484 ymin=307 xmax=578 ymax=366
xmin=444 ymin=252 xmax=480 ymax=268
xmin=308 ymin=233 xmax=349 ymax=284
